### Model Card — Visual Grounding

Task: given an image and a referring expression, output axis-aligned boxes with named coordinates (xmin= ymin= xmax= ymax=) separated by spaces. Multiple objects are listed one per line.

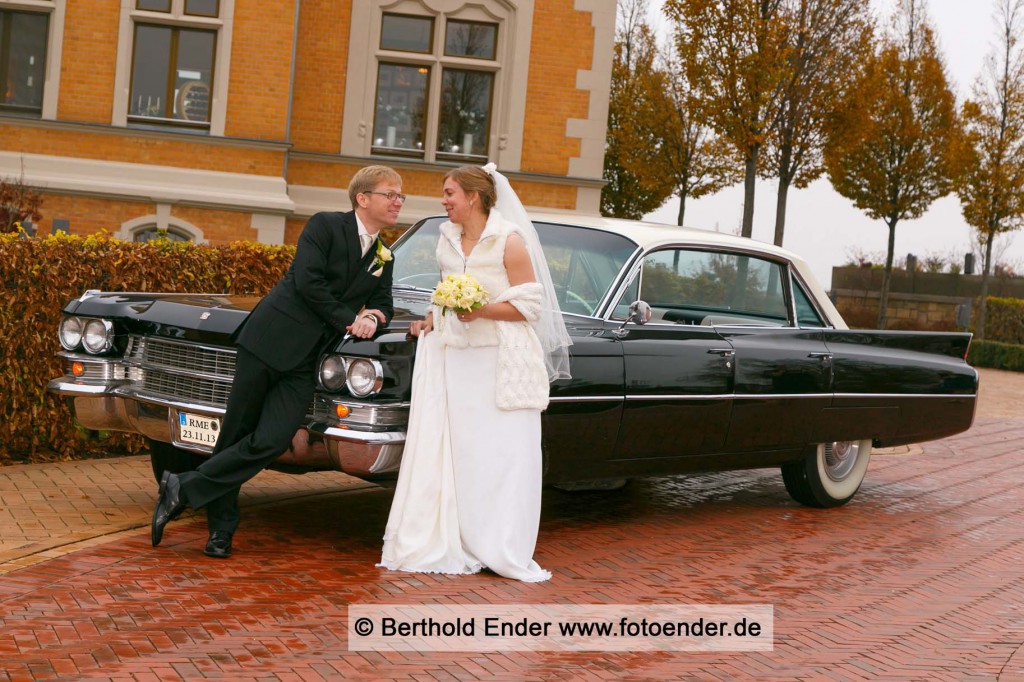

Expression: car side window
xmin=793 ymin=279 xmax=826 ymax=327
xmin=617 ymin=248 xmax=790 ymax=326
xmin=610 ymin=269 xmax=640 ymax=320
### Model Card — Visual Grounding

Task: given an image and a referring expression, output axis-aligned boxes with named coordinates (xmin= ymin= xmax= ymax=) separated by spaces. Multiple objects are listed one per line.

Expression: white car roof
xmin=525 ymin=211 xmax=847 ymax=330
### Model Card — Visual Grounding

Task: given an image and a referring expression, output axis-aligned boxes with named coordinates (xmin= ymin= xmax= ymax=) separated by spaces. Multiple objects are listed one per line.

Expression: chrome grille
xmin=125 ymin=335 xmax=236 ymax=408
xmin=126 ymin=336 xmax=236 ymax=378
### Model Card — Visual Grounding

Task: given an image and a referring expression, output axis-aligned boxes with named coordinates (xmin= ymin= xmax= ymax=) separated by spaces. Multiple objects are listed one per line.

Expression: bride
xmin=377 ymin=164 xmax=571 ymax=582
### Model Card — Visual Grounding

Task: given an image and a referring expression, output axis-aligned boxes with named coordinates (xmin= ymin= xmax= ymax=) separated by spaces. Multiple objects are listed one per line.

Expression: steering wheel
xmin=563 ymin=290 xmax=594 ymax=315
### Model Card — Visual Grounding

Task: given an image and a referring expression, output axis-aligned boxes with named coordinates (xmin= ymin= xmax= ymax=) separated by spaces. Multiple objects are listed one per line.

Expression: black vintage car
xmin=48 ymin=213 xmax=978 ymax=508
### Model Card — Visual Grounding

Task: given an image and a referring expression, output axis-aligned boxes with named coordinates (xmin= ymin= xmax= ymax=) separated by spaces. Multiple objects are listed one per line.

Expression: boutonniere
xmin=369 ymin=241 xmax=392 ymax=272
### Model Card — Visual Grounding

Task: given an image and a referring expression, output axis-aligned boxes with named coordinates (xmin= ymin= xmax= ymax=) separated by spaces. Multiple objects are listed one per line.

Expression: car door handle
xmin=707 ymin=348 xmax=735 ymax=357
xmin=808 ymin=351 xmax=833 ymax=369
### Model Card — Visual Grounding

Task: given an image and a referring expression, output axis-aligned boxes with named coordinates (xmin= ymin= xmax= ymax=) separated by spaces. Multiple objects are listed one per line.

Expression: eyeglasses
xmin=364 ymin=191 xmax=407 ymax=203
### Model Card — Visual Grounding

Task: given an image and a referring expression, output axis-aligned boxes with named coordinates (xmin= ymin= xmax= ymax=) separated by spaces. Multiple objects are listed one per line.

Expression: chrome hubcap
xmin=823 ymin=441 xmax=858 ymax=481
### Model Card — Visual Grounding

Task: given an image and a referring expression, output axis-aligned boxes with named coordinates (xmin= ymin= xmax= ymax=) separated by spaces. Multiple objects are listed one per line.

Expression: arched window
xmin=132 ymin=226 xmax=193 ymax=243
xmin=117 ymin=208 xmax=207 ymax=244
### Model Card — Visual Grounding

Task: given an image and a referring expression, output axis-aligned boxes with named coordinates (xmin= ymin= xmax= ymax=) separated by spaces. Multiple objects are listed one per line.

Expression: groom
xmin=151 ymin=165 xmax=404 ymax=557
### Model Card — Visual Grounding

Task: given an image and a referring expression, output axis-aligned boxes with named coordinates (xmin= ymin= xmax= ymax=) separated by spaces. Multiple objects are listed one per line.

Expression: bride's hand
xmin=409 ymin=313 xmax=433 ymax=337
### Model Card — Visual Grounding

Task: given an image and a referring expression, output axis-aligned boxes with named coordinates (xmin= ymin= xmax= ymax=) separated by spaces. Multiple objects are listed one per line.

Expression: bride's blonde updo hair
xmin=444 ymin=166 xmax=497 ymax=213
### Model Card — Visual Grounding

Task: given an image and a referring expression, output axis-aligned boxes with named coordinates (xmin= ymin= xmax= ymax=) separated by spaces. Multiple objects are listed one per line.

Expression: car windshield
xmin=391 ymin=217 xmax=638 ymax=317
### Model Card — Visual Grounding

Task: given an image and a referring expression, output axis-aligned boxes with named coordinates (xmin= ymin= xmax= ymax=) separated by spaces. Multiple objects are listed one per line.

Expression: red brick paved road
xmin=1 ymin=416 xmax=1023 ymax=680
xmin=2 ymin=417 xmax=1024 ymax=675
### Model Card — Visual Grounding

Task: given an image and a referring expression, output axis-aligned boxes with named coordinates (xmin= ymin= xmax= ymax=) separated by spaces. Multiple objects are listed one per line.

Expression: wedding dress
xmin=378 ymin=209 xmax=551 ymax=582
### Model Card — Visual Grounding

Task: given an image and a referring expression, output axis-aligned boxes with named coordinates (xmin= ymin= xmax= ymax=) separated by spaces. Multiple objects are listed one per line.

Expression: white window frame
xmin=342 ymin=0 xmax=533 ymax=171
xmin=118 ymin=206 xmax=206 ymax=244
xmin=0 ymin=0 xmax=64 ymax=120
xmin=111 ymin=0 xmax=234 ymax=135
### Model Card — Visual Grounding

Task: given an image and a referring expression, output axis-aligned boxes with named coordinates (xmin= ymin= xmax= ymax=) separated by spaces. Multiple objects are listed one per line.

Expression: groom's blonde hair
xmin=349 ymin=165 xmax=402 ymax=207
xmin=444 ymin=166 xmax=497 ymax=213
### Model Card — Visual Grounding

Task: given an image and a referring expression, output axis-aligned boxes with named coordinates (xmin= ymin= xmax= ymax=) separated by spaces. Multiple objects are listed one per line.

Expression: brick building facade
xmin=0 ymin=0 xmax=615 ymax=244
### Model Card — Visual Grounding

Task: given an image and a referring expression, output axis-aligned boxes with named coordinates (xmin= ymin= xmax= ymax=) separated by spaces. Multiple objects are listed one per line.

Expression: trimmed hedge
xmin=966 ymin=339 xmax=1024 ymax=372
xmin=981 ymin=296 xmax=1024 ymax=345
xmin=0 ymin=232 xmax=295 ymax=465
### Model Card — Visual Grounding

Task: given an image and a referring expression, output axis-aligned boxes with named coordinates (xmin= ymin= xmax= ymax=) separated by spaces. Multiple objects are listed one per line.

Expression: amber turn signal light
xmin=335 ymin=404 xmax=350 ymax=419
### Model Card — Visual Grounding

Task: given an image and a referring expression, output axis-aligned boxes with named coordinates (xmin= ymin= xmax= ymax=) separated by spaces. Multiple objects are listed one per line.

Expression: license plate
xmin=177 ymin=411 xmax=220 ymax=447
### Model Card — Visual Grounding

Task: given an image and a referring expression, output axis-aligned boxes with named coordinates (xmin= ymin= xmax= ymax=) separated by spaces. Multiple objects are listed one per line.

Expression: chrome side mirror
xmin=628 ymin=300 xmax=652 ymax=325
xmin=614 ymin=300 xmax=651 ymax=338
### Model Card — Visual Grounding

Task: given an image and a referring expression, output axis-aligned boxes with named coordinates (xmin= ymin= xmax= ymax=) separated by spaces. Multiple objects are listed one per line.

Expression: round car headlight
xmin=81 ymin=318 xmax=115 ymax=354
xmin=59 ymin=316 xmax=84 ymax=350
xmin=346 ymin=358 xmax=383 ymax=397
xmin=319 ymin=355 xmax=347 ymax=391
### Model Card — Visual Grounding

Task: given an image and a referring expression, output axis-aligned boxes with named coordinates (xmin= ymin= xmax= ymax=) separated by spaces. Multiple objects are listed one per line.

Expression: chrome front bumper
xmin=48 ymin=372 xmax=407 ymax=479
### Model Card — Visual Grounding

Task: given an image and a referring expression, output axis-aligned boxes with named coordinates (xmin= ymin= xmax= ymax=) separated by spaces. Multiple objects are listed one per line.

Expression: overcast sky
xmin=642 ymin=0 xmax=1008 ymax=289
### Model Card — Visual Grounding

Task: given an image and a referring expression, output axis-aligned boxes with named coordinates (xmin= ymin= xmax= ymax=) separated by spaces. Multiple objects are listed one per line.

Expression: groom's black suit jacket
xmin=235 ymin=210 xmax=395 ymax=372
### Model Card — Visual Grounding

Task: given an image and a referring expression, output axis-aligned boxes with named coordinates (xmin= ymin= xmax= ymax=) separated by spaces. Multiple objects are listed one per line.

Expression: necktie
xmin=360 ymin=232 xmax=373 ymax=257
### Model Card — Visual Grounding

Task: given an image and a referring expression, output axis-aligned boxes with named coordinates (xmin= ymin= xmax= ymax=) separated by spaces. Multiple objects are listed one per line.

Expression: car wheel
xmin=781 ymin=439 xmax=872 ymax=508
xmin=148 ymin=439 xmax=199 ymax=484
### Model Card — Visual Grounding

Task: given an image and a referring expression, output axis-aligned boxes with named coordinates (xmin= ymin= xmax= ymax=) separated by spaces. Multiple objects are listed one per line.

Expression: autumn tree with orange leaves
xmin=958 ymin=0 xmax=1024 ymax=339
xmin=654 ymin=46 xmax=740 ymax=226
xmin=762 ymin=0 xmax=874 ymax=247
xmin=825 ymin=0 xmax=963 ymax=329
xmin=603 ymin=0 xmax=737 ymax=224
xmin=666 ymin=0 xmax=790 ymax=238
xmin=602 ymin=0 xmax=674 ymax=219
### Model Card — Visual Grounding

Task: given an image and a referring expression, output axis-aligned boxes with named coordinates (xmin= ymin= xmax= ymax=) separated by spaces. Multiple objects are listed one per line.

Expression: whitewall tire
xmin=781 ymin=439 xmax=872 ymax=508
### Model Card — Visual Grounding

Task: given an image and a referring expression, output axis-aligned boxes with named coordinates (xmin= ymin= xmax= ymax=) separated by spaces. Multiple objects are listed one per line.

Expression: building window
xmin=135 ymin=0 xmax=219 ymax=18
xmin=0 ymin=9 xmax=49 ymax=114
xmin=129 ymin=24 xmax=214 ymax=127
xmin=119 ymin=208 xmax=206 ymax=243
xmin=343 ymin=1 xmax=533 ymax=170
xmin=370 ymin=10 xmax=498 ymax=162
xmin=133 ymin=226 xmax=192 ymax=243
xmin=125 ymin=0 xmax=223 ymax=131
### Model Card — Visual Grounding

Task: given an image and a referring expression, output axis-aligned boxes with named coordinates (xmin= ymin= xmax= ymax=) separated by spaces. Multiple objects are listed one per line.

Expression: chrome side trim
xmin=548 ymin=395 xmax=622 ymax=403
xmin=833 ymin=392 xmax=978 ymax=399
xmin=727 ymin=393 xmax=831 ymax=400
xmin=551 ymin=392 xmax=977 ymax=403
xmin=625 ymin=394 xmax=735 ymax=400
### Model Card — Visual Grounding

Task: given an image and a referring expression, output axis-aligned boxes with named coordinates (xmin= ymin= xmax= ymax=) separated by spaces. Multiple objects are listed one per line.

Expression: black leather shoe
xmin=204 ymin=531 xmax=233 ymax=558
xmin=151 ymin=471 xmax=186 ymax=546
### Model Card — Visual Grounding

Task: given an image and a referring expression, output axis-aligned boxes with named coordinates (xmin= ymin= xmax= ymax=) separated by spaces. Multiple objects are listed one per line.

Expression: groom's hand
xmin=347 ymin=311 xmax=381 ymax=338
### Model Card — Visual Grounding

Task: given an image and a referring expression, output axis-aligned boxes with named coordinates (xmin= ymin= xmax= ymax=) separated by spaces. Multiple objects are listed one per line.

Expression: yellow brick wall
xmin=37 ymin=193 xmax=256 ymax=246
xmin=513 ymin=181 xmax=577 ymax=211
xmin=288 ymin=0 xmax=351 ymax=153
xmin=223 ymin=0 xmax=296 ymax=140
xmin=522 ymin=0 xmax=592 ymax=176
xmin=57 ymin=0 xmax=120 ymax=123
xmin=170 ymin=205 xmax=257 ymax=244
xmin=1 ymin=125 xmax=284 ymax=176
xmin=38 ymin=194 xmax=149 ymax=238
xmin=288 ymin=160 xmax=449 ymax=199
xmin=284 ymin=217 xmax=307 ymax=245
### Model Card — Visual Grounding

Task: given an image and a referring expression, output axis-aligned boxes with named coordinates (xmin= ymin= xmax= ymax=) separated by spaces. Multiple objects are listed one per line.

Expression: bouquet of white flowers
xmin=432 ymin=273 xmax=488 ymax=315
